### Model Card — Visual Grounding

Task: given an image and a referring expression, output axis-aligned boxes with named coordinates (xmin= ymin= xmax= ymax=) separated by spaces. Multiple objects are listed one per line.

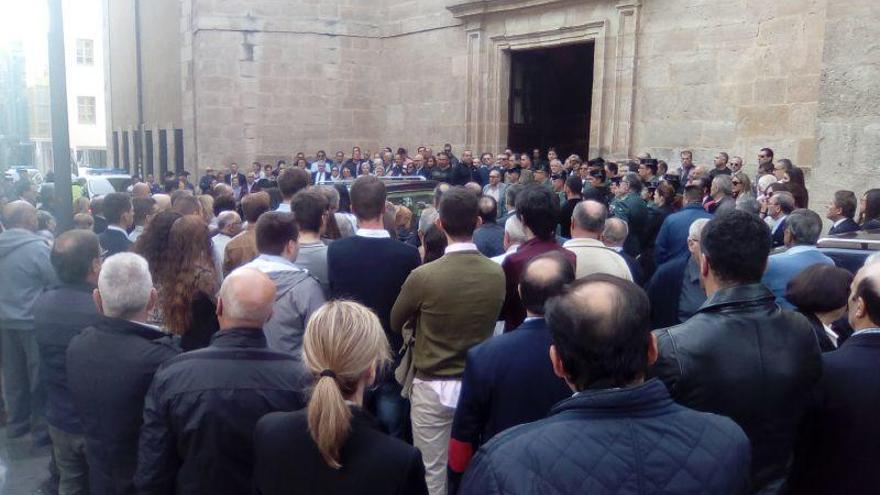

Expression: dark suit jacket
xmin=98 ymin=228 xmax=132 ymax=257
xmin=311 ymin=171 xmax=332 ymax=184
xmin=254 ymin=407 xmax=428 ymax=495
xmin=225 ymin=172 xmax=246 ymax=186
xmin=800 ymin=312 xmax=837 ymax=352
xmin=645 ymin=254 xmax=689 ymax=329
xmin=92 ymin=215 xmax=108 ymax=235
xmin=449 ymin=317 xmax=570 ymax=491
xmin=617 ymin=248 xmax=644 ymax=286
xmin=828 ymin=217 xmax=860 ymax=235
xmin=771 ymin=217 xmax=788 ymax=248
xmin=788 ymin=332 xmax=880 ymax=494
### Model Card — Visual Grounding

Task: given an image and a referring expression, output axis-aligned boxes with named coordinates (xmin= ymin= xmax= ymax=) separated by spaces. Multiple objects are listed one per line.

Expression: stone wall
xmin=633 ymin=0 xmax=827 ymax=171
xmin=379 ymin=0 xmax=469 ymax=153
xmin=107 ymin=0 xmax=880 ymax=198
xmin=813 ymin=0 xmax=880 ymax=210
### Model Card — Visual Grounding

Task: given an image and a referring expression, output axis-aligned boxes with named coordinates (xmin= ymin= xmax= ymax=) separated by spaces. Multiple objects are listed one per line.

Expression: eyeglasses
xmin=732 ymin=180 xmax=741 ymax=185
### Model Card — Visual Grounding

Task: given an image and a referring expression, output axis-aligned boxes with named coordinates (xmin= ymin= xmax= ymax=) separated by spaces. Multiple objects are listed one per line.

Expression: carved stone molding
xmin=452 ymin=0 xmax=639 ymax=158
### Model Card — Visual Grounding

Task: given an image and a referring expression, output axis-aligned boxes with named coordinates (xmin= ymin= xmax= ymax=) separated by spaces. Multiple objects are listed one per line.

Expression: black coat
xmin=645 ymin=254 xmax=689 ymax=329
xmin=67 ymin=316 xmax=180 ymax=495
xmin=99 ymin=227 xmax=132 ymax=257
xmin=135 ymin=329 xmax=310 ymax=495
xmin=801 ymin=312 xmax=837 ymax=352
xmin=788 ymin=332 xmax=880 ymax=494
xmin=254 ymin=407 xmax=428 ymax=495
xmin=34 ymin=282 xmax=101 ymax=435
xmin=178 ymin=290 xmax=219 ymax=351
xmin=652 ymin=283 xmax=822 ymax=492
xmin=772 ymin=217 xmax=788 ymax=248
xmin=828 ymin=217 xmax=860 ymax=235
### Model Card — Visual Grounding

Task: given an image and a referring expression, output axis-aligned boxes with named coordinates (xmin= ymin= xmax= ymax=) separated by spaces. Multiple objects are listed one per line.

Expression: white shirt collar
xmin=445 ymin=242 xmax=478 ymax=254
xmin=832 ymin=217 xmax=847 ymax=228
xmin=107 ymin=225 xmax=128 ymax=235
xmin=356 ymin=228 xmax=391 ymax=239
xmin=822 ymin=323 xmax=839 ymax=347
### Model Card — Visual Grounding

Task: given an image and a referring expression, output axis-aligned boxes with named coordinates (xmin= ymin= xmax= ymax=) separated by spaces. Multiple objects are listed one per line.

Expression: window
xmin=77 ymin=96 xmax=96 ymax=124
xmin=76 ymin=39 xmax=94 ymax=65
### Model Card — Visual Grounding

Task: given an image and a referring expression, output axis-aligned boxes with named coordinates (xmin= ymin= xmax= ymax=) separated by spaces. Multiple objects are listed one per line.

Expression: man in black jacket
xmin=135 ymin=268 xmax=310 ymax=495
xmin=67 ymin=252 xmax=179 ymax=495
xmin=97 ymin=192 xmax=133 ymax=256
xmin=652 ymin=210 xmax=822 ymax=493
xmin=826 ymin=189 xmax=860 ymax=235
xmin=787 ymin=261 xmax=880 ymax=493
xmin=35 ymin=230 xmax=103 ymax=494
xmin=327 ymin=176 xmax=421 ymax=439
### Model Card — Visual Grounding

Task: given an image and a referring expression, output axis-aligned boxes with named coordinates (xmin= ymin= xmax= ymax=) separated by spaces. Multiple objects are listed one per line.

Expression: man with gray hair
xmin=762 ymin=208 xmax=834 ymax=308
xmin=0 ymin=200 xmax=57 ymax=445
xmin=212 ymin=210 xmax=243 ymax=276
xmin=708 ymin=175 xmax=736 ymax=216
xmin=646 ymin=218 xmax=710 ymax=328
xmin=563 ymin=200 xmax=632 ymax=281
xmin=492 ymin=216 xmax=528 ymax=265
xmin=67 ymin=253 xmax=180 ymax=495
xmin=602 ymin=217 xmax=643 ymax=285
xmin=135 ymin=268 xmax=310 ymax=495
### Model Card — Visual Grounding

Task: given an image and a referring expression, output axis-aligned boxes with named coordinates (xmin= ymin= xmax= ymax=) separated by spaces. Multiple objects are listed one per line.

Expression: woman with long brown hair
xmin=156 ymin=215 xmax=219 ymax=350
xmin=253 ymin=301 xmax=427 ymax=495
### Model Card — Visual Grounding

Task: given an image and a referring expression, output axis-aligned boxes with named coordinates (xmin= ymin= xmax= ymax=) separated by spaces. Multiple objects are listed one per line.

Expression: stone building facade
xmin=105 ymin=0 xmax=880 ymax=205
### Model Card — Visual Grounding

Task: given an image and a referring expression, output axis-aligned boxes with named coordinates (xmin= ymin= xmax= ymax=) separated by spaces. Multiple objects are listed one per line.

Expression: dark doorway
xmin=508 ymin=42 xmax=594 ymax=159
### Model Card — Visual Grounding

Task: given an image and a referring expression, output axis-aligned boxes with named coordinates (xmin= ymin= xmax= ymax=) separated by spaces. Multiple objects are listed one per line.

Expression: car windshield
xmin=106 ymin=177 xmax=133 ymax=192
xmin=87 ymin=177 xmax=116 ymax=196
xmin=387 ymin=188 xmax=435 ymax=227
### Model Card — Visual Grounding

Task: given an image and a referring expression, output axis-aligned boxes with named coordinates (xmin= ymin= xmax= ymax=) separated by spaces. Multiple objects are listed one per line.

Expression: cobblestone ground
xmin=0 ymin=431 xmax=54 ymax=495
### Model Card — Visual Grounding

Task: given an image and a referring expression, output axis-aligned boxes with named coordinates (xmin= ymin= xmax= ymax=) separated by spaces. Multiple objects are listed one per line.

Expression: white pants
xmin=411 ymin=380 xmax=457 ymax=495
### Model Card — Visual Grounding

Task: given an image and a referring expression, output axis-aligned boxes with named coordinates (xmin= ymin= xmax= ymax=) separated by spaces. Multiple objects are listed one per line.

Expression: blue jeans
xmin=369 ymin=378 xmax=410 ymax=440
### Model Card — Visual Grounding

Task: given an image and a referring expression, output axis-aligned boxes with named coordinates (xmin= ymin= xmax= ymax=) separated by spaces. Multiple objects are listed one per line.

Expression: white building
xmin=26 ymin=0 xmax=107 ymax=172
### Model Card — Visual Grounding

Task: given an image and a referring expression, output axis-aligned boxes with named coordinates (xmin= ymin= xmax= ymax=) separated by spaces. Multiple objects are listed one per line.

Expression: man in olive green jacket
xmin=610 ymin=172 xmax=649 ymax=257
xmin=391 ymin=187 xmax=505 ymax=495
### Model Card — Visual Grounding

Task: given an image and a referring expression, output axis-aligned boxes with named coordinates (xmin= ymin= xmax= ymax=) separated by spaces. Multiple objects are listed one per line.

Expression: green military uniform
xmin=610 ymin=191 xmax=648 ymax=257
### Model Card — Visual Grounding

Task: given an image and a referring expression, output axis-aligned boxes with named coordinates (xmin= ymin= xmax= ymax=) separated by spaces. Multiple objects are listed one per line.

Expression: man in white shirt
xmin=212 ymin=211 xmax=242 ymax=278
xmin=563 ymin=200 xmax=633 ymax=281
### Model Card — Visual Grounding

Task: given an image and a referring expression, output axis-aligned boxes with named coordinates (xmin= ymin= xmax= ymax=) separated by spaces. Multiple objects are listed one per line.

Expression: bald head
xmin=132 ymin=182 xmax=151 ymax=199
xmin=213 ymin=183 xmax=233 ymax=198
xmin=152 ymin=194 xmax=171 ymax=212
xmin=545 ymin=274 xmax=652 ymax=390
xmin=217 ymin=268 xmax=277 ymax=329
xmin=520 ymin=252 xmax=575 ymax=316
xmin=2 ymin=200 xmax=38 ymax=231
xmin=571 ymin=200 xmax=607 ymax=237
xmin=602 ymin=218 xmax=628 ymax=247
xmin=849 ymin=262 xmax=880 ymax=330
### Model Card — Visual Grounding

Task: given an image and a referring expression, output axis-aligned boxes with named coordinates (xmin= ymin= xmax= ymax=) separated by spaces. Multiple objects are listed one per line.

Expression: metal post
xmin=134 ymin=0 xmax=144 ymax=177
xmin=47 ymin=0 xmax=73 ymax=232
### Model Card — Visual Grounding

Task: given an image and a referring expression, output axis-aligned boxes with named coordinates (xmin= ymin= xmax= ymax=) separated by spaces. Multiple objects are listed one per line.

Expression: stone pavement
xmin=0 ymin=431 xmax=54 ymax=495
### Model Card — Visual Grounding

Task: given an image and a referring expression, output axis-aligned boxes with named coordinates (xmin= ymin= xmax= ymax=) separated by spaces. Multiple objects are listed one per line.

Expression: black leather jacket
xmin=652 ymin=283 xmax=822 ymax=493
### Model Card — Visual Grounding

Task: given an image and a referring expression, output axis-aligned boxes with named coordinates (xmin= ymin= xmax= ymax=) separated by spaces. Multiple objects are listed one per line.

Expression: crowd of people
xmin=0 ymin=143 xmax=879 ymax=495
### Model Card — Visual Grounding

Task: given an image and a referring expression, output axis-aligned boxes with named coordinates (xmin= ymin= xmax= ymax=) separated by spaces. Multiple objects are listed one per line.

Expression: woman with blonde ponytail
xmin=253 ymin=300 xmax=428 ymax=495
